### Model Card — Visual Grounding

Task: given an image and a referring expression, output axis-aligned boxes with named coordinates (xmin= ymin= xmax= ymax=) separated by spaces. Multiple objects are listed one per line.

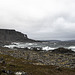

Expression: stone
xmin=52 ymin=47 xmax=74 ymax=54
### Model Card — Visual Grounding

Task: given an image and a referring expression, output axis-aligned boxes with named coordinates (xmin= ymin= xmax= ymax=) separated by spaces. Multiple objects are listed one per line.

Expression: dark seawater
xmin=4 ymin=41 xmax=75 ymax=51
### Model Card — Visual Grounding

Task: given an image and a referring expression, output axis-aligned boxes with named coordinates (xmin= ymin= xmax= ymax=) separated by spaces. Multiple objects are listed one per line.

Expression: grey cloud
xmin=0 ymin=0 xmax=75 ymax=40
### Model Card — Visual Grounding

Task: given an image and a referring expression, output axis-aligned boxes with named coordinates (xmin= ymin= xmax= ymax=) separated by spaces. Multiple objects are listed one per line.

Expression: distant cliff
xmin=0 ymin=29 xmax=35 ymax=42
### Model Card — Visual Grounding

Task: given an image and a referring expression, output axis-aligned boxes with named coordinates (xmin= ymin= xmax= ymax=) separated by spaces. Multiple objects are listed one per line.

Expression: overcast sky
xmin=0 ymin=0 xmax=75 ymax=40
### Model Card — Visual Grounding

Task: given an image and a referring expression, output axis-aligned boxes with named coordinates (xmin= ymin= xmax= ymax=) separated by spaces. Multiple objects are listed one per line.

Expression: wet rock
xmin=1 ymin=70 xmax=7 ymax=73
xmin=0 ymin=58 xmax=6 ymax=65
xmin=52 ymin=47 xmax=74 ymax=54
xmin=6 ymin=70 xmax=13 ymax=74
xmin=55 ymin=67 xmax=62 ymax=71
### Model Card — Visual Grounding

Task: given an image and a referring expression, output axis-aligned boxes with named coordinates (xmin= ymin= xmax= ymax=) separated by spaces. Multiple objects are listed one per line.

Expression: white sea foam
xmin=4 ymin=42 xmax=36 ymax=49
xmin=11 ymin=42 xmax=20 ymax=45
xmin=42 ymin=46 xmax=55 ymax=51
xmin=68 ymin=46 xmax=75 ymax=51
xmin=4 ymin=43 xmax=55 ymax=50
xmin=3 ymin=42 xmax=75 ymax=51
xmin=4 ymin=45 xmax=16 ymax=49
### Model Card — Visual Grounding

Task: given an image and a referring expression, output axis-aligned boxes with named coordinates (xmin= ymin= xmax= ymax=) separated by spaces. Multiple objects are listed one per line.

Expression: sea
xmin=3 ymin=41 xmax=75 ymax=51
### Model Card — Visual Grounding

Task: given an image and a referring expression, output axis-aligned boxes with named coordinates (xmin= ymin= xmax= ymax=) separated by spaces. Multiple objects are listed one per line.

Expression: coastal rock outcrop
xmin=0 ymin=29 xmax=35 ymax=43
xmin=52 ymin=47 xmax=74 ymax=54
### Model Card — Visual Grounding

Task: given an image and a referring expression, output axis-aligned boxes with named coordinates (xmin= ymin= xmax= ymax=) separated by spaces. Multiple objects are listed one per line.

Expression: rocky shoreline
xmin=0 ymin=47 xmax=75 ymax=75
xmin=0 ymin=47 xmax=75 ymax=68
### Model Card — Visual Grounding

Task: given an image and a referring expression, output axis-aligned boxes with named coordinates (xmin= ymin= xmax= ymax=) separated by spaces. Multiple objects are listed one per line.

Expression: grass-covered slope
xmin=0 ymin=54 xmax=75 ymax=75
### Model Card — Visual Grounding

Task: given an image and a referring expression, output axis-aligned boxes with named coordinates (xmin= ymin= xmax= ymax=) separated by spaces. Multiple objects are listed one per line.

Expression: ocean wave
xmin=3 ymin=42 xmax=75 ymax=51
xmin=42 ymin=46 xmax=55 ymax=51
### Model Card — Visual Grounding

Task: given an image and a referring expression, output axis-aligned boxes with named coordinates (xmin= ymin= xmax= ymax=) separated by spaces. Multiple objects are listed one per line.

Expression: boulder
xmin=52 ymin=47 xmax=74 ymax=54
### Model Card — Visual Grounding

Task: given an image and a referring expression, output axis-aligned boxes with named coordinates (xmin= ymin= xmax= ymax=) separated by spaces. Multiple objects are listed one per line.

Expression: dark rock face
xmin=0 ymin=29 xmax=35 ymax=42
xmin=52 ymin=47 xmax=74 ymax=54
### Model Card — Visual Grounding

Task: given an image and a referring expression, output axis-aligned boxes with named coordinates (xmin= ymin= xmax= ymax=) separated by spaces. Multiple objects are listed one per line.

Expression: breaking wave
xmin=3 ymin=42 xmax=75 ymax=51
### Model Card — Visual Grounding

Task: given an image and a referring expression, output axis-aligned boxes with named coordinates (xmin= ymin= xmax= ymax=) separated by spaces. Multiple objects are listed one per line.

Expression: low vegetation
xmin=0 ymin=53 xmax=75 ymax=75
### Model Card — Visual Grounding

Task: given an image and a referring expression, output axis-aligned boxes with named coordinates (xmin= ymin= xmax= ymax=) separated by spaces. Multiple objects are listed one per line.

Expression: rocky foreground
xmin=0 ymin=47 xmax=75 ymax=75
